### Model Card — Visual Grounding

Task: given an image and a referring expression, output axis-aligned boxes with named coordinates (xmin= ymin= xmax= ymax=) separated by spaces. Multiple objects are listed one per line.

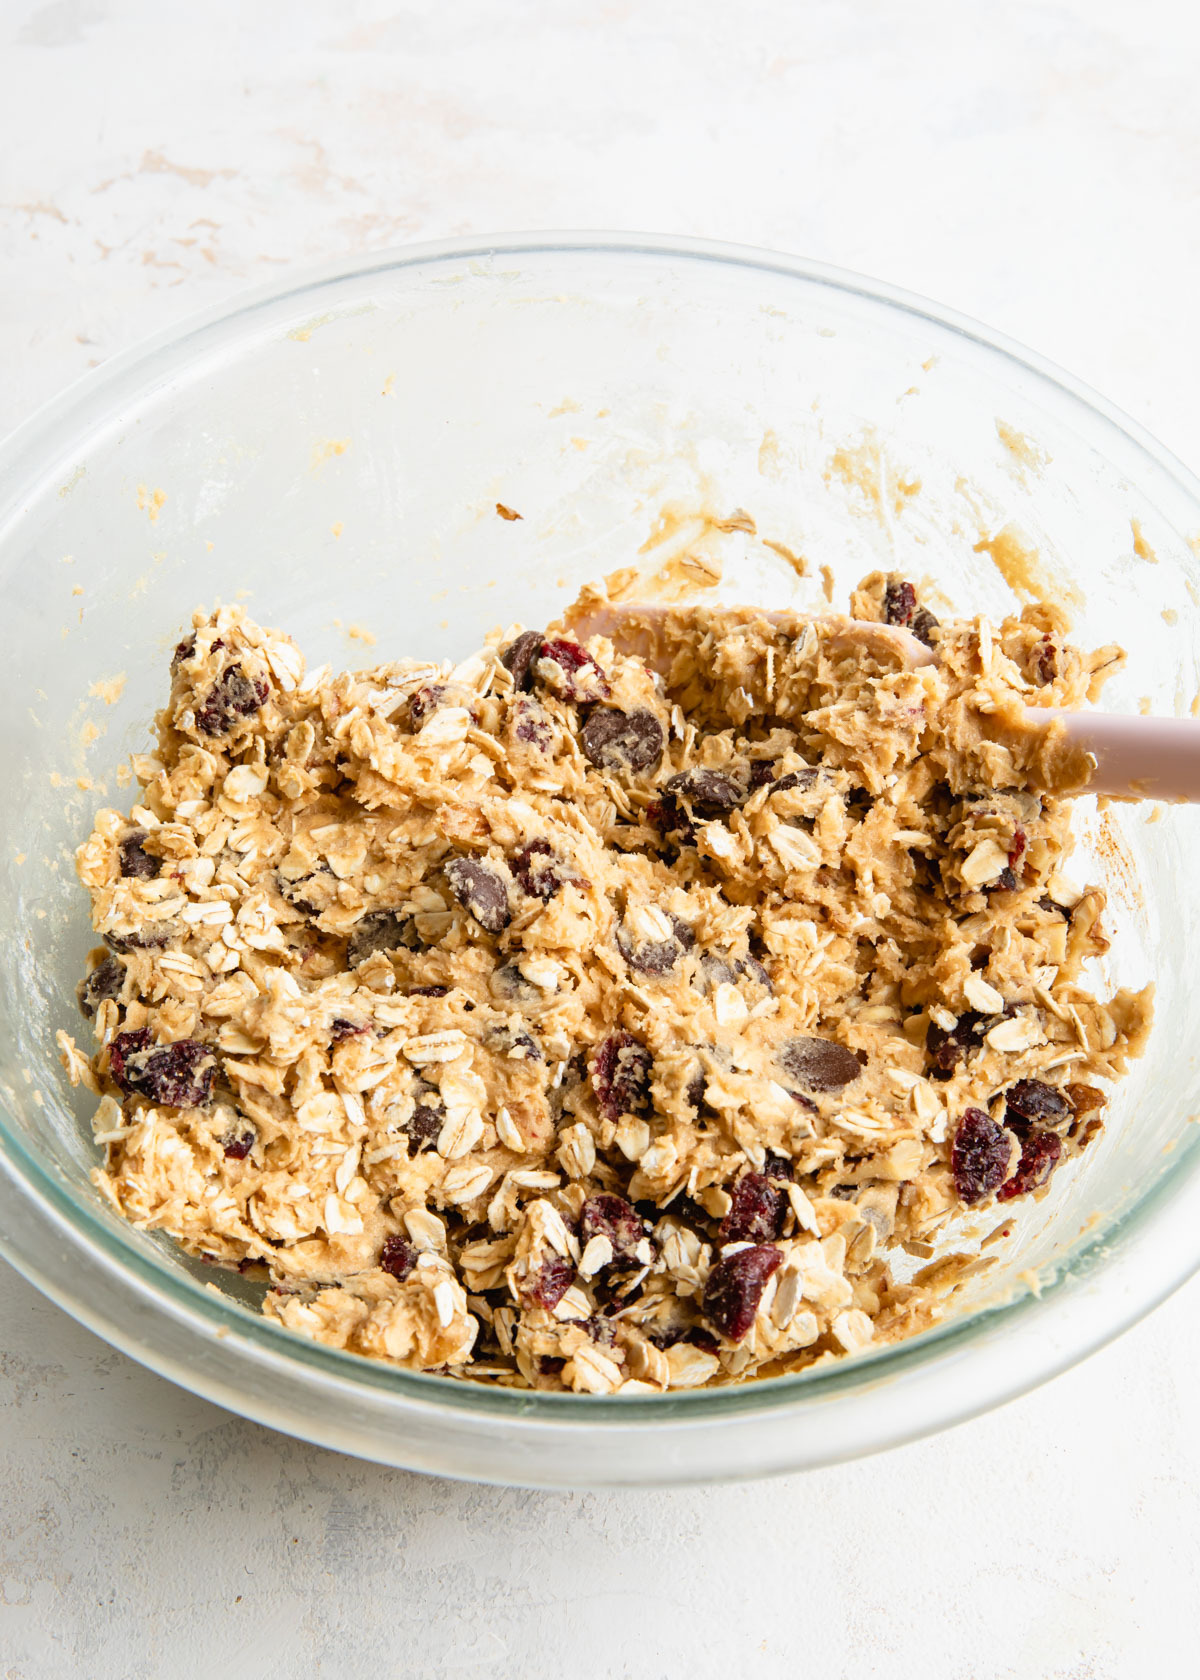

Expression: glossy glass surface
xmin=1 ymin=235 xmax=1197 ymax=1484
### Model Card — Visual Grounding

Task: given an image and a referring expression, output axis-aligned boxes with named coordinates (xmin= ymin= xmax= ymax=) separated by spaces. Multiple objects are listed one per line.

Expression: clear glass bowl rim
xmin=2 ymin=228 xmax=1199 ymax=1446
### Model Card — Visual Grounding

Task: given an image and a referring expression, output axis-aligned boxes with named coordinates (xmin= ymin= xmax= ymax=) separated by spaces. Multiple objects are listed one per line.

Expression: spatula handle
xmin=1031 ymin=708 xmax=1200 ymax=801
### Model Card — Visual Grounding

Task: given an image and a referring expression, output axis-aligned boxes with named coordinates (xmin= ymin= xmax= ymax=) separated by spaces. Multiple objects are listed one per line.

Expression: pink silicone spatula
xmin=567 ymin=601 xmax=1200 ymax=803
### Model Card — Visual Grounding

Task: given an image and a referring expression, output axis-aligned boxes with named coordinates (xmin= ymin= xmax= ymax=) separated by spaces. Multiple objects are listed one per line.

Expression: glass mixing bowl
xmin=1 ymin=234 xmax=1198 ymax=1487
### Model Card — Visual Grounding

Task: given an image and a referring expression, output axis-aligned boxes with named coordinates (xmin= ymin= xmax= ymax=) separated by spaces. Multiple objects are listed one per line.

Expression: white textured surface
xmin=3 ymin=3 xmax=1199 ymax=1675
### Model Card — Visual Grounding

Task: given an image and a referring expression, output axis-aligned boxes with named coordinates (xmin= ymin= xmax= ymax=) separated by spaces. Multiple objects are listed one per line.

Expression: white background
xmin=3 ymin=3 xmax=1199 ymax=1676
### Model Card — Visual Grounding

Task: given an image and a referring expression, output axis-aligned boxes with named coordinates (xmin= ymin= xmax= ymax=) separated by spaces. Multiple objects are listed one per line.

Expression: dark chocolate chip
xmin=580 ymin=708 xmax=665 ymax=774
xmin=775 ymin=1036 xmax=863 ymax=1094
xmin=118 ymin=830 xmax=161 ymax=880
xmin=445 ymin=857 xmax=511 ymax=934
xmin=500 ymin=630 xmax=543 ymax=692
xmin=347 ymin=910 xmax=419 ymax=966
xmin=666 ymin=767 xmax=746 ymax=815
xmin=78 ymin=953 xmax=125 ymax=1019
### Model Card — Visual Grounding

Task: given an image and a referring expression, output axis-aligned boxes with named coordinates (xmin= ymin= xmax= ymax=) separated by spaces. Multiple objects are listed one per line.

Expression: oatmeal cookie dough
xmin=62 ymin=573 xmax=1152 ymax=1393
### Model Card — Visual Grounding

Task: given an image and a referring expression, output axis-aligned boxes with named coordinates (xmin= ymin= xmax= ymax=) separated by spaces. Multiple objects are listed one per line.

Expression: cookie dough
xmin=61 ymin=573 xmax=1152 ymax=1393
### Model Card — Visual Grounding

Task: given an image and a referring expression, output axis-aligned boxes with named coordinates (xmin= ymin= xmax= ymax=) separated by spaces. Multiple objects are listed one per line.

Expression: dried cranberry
xmin=194 ymin=664 xmax=269 ymax=735
xmin=222 ymin=1123 xmax=256 ymax=1160
xmin=347 ymin=910 xmax=417 ymax=966
xmin=512 ymin=838 xmax=577 ymax=902
xmin=118 ymin=830 xmax=161 ymax=880
xmin=407 ymin=985 xmax=449 ymax=998
xmin=172 ymin=634 xmax=197 ymax=672
xmin=78 ymin=953 xmax=125 ymax=1019
xmin=884 ymin=578 xmax=918 ymax=627
xmin=997 ymin=1129 xmax=1063 ymax=1201
xmin=526 ymin=1254 xmax=576 ymax=1309
xmin=445 ymin=856 xmax=511 ymax=934
xmin=108 ymin=1026 xmax=150 ymax=1085
xmin=1005 ymin=1078 xmax=1069 ymax=1125
xmin=926 ymin=1011 xmax=985 ymax=1081
xmin=110 ymin=1033 xmax=215 ymax=1108
xmin=748 ymin=760 xmax=777 ymax=790
xmin=592 ymin=1031 xmax=653 ymax=1120
xmin=1033 ymin=637 xmax=1058 ymax=684
xmin=884 ymin=579 xmax=939 ymax=645
xmin=380 ymin=1235 xmax=418 ymax=1281
xmin=409 ymin=684 xmax=446 ymax=730
xmin=580 ymin=1194 xmax=650 ymax=1265
xmin=500 ymin=630 xmax=543 ymax=692
xmin=992 ymin=828 xmax=1028 ymax=894
xmin=666 ymin=767 xmax=745 ymax=816
xmin=580 ymin=708 xmax=665 ymax=774
xmin=535 ymin=638 xmax=611 ymax=702
xmin=703 ymin=1244 xmax=782 ymax=1341
xmin=763 ymin=1149 xmax=794 ymax=1181
xmin=775 ymin=1036 xmax=862 ymax=1094
xmin=719 ymin=1173 xmax=787 ymax=1243
xmin=513 ymin=700 xmax=553 ymax=751
xmin=951 ymin=1108 xmax=1017 ymax=1204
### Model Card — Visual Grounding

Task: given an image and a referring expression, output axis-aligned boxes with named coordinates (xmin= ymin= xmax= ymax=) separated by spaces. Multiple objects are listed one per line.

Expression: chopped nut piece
xmin=961 ymin=838 xmax=1011 ymax=888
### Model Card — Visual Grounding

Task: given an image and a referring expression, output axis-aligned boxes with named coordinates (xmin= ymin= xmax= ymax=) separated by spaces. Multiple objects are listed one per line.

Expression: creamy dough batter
xmin=60 ymin=573 xmax=1152 ymax=1392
